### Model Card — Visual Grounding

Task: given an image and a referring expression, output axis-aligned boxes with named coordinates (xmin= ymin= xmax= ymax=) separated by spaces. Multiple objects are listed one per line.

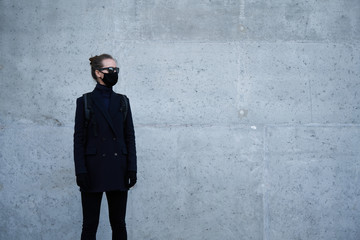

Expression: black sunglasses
xmin=98 ymin=67 xmax=119 ymax=73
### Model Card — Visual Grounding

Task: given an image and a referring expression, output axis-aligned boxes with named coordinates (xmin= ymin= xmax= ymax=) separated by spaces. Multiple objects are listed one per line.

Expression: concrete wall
xmin=1 ymin=0 xmax=359 ymax=239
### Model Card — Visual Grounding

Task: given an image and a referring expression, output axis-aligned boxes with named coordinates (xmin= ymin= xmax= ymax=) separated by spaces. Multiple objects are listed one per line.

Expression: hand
xmin=125 ymin=171 xmax=137 ymax=189
xmin=76 ymin=173 xmax=90 ymax=190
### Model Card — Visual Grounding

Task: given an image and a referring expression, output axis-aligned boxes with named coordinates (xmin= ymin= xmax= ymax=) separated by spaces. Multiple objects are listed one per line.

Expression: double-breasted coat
xmin=73 ymin=86 xmax=137 ymax=192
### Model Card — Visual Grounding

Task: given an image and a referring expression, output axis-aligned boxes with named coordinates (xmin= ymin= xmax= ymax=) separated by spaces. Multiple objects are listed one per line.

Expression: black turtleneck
xmin=94 ymin=83 xmax=112 ymax=110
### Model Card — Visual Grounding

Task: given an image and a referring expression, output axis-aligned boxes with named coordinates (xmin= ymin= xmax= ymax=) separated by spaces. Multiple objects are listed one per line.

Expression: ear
xmin=95 ymin=69 xmax=103 ymax=79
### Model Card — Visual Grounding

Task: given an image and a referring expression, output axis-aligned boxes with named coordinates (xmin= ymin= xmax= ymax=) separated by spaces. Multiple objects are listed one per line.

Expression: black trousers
xmin=81 ymin=191 xmax=128 ymax=240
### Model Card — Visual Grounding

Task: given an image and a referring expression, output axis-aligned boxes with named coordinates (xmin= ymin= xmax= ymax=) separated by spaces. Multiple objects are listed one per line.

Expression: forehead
xmin=102 ymin=58 xmax=117 ymax=68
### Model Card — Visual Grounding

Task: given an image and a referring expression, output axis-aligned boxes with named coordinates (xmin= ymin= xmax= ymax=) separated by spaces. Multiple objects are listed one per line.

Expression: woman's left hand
xmin=125 ymin=171 xmax=137 ymax=189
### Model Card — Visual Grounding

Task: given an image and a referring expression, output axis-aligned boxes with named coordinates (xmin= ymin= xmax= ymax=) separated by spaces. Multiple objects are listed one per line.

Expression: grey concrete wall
xmin=0 ymin=0 xmax=359 ymax=239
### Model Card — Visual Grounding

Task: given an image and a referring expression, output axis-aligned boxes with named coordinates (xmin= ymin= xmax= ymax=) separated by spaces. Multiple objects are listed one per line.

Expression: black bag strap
xmin=119 ymin=94 xmax=128 ymax=122
xmin=84 ymin=93 xmax=90 ymax=127
xmin=83 ymin=93 xmax=97 ymax=137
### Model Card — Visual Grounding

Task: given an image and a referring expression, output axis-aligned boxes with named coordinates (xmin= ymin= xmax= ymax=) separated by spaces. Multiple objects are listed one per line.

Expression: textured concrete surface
xmin=1 ymin=0 xmax=360 ymax=239
xmin=264 ymin=126 xmax=360 ymax=239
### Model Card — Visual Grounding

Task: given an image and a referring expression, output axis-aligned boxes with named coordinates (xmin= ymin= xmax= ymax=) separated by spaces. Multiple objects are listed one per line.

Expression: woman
xmin=73 ymin=54 xmax=137 ymax=240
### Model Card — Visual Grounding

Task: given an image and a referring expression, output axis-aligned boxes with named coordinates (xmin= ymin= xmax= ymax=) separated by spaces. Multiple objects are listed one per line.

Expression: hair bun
xmin=89 ymin=56 xmax=98 ymax=66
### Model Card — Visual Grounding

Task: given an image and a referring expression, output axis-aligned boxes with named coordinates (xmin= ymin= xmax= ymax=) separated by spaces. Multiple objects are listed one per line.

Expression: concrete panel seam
xmin=239 ymin=0 xmax=245 ymax=21
xmin=264 ymin=123 xmax=360 ymax=128
xmin=134 ymin=123 xmax=264 ymax=128
xmin=263 ymin=125 xmax=269 ymax=240
xmin=111 ymin=39 xmax=360 ymax=44
xmin=308 ymin=77 xmax=313 ymax=123
xmin=8 ymin=123 xmax=360 ymax=129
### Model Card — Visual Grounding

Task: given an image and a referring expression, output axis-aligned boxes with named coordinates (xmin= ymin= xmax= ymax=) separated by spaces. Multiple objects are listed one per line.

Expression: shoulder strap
xmin=83 ymin=93 xmax=90 ymax=128
xmin=83 ymin=93 xmax=98 ymax=136
xmin=118 ymin=94 xmax=128 ymax=122
xmin=84 ymin=93 xmax=90 ymax=126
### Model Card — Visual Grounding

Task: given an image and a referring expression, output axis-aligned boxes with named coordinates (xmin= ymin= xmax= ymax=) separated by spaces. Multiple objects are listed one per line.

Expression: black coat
xmin=73 ymin=86 xmax=137 ymax=192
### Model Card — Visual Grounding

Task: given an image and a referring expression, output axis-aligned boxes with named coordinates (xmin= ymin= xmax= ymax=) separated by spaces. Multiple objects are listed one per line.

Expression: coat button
xmin=102 ymin=154 xmax=106 ymax=157
xmin=113 ymin=138 xmax=116 ymax=141
xmin=114 ymin=153 xmax=118 ymax=156
xmin=102 ymin=137 xmax=106 ymax=141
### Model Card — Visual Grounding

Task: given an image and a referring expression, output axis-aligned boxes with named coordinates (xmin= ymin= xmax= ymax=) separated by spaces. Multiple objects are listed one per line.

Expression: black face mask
xmin=101 ymin=72 xmax=118 ymax=87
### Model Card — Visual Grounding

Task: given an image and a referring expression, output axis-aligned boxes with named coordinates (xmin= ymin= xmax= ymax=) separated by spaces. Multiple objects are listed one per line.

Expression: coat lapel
xmin=109 ymin=92 xmax=121 ymax=119
xmin=90 ymin=90 xmax=119 ymax=137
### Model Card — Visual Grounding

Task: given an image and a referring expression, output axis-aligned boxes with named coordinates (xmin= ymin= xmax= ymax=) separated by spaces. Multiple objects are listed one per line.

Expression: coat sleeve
xmin=124 ymin=97 xmax=137 ymax=172
xmin=73 ymin=97 xmax=87 ymax=175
